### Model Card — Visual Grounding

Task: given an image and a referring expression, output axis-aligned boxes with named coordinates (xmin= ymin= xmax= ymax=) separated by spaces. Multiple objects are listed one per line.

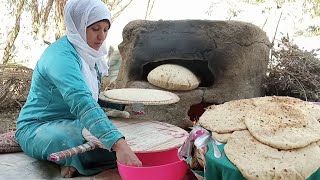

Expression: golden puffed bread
xmin=199 ymin=98 xmax=256 ymax=133
xmin=245 ymin=103 xmax=320 ymax=150
xmin=211 ymin=131 xmax=233 ymax=143
xmin=225 ymin=131 xmax=320 ymax=180
xmin=147 ymin=64 xmax=200 ymax=91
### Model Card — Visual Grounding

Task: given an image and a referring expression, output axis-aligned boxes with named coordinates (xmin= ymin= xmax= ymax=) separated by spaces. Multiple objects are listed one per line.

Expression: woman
xmin=15 ymin=0 xmax=141 ymax=178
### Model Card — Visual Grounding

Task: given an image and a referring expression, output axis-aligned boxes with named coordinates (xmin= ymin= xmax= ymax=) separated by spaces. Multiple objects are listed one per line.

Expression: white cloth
xmin=64 ymin=0 xmax=111 ymax=101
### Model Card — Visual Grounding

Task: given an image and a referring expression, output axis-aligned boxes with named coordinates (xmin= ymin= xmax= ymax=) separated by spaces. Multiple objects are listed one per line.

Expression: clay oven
xmin=115 ymin=20 xmax=271 ymax=129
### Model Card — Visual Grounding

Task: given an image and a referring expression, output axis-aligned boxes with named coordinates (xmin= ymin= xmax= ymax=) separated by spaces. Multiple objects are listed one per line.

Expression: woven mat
xmin=0 ymin=131 xmax=21 ymax=153
xmin=111 ymin=118 xmax=188 ymax=152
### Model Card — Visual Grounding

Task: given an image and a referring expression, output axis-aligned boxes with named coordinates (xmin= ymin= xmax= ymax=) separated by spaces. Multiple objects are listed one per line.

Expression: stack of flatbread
xmin=198 ymin=96 xmax=320 ymax=179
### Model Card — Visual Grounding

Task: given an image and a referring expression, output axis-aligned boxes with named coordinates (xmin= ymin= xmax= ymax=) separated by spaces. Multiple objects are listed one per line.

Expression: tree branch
xmin=111 ymin=0 xmax=134 ymax=22
xmin=31 ymin=0 xmax=39 ymax=34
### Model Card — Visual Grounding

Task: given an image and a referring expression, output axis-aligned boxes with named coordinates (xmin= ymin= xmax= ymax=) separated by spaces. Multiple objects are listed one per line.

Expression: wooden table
xmin=111 ymin=118 xmax=189 ymax=153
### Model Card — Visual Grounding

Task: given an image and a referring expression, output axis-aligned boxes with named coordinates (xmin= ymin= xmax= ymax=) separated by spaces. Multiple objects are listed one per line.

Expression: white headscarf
xmin=64 ymin=0 xmax=110 ymax=101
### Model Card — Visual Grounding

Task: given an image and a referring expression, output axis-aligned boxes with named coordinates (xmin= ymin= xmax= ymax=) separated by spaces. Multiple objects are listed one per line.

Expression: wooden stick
xmin=49 ymin=141 xmax=98 ymax=161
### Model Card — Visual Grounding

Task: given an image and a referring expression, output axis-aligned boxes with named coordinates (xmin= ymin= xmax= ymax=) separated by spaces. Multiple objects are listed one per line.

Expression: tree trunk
xmin=110 ymin=0 xmax=134 ymax=21
xmin=145 ymin=0 xmax=155 ymax=19
xmin=55 ymin=0 xmax=67 ymax=40
xmin=31 ymin=0 xmax=39 ymax=34
xmin=30 ymin=0 xmax=54 ymax=39
xmin=102 ymin=0 xmax=134 ymax=22
xmin=39 ymin=0 xmax=54 ymax=39
xmin=2 ymin=0 xmax=25 ymax=64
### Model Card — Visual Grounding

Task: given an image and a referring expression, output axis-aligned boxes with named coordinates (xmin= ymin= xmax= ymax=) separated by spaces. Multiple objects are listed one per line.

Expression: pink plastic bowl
xmin=117 ymin=148 xmax=188 ymax=180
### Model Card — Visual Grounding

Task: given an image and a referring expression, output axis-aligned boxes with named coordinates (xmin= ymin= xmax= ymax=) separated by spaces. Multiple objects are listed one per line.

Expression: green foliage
xmin=242 ymin=0 xmax=265 ymax=4
xmin=295 ymin=25 xmax=320 ymax=36
xmin=307 ymin=25 xmax=320 ymax=36
xmin=311 ymin=0 xmax=320 ymax=16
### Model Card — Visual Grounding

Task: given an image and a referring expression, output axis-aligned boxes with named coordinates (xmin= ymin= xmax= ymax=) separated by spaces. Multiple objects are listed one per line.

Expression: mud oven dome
xmin=114 ymin=20 xmax=271 ymax=129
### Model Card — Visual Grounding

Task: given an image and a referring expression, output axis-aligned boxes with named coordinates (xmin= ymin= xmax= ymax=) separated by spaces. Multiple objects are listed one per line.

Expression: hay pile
xmin=0 ymin=64 xmax=32 ymax=110
xmin=265 ymin=36 xmax=320 ymax=102
xmin=0 ymin=64 xmax=32 ymax=133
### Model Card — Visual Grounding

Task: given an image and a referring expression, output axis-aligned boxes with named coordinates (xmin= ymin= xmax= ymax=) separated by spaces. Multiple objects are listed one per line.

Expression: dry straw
xmin=0 ymin=64 xmax=32 ymax=110
xmin=265 ymin=36 xmax=320 ymax=102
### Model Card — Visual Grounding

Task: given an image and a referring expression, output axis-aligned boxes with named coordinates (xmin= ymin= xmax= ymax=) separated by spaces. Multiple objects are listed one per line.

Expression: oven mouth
xmin=142 ymin=59 xmax=215 ymax=87
xmin=188 ymin=102 xmax=214 ymax=123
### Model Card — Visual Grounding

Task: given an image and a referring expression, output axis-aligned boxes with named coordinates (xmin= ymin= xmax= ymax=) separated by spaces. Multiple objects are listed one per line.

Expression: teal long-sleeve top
xmin=16 ymin=36 xmax=123 ymax=151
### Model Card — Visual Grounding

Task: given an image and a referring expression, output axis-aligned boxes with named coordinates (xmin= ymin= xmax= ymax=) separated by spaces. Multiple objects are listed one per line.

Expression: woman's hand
xmin=112 ymin=138 xmax=142 ymax=167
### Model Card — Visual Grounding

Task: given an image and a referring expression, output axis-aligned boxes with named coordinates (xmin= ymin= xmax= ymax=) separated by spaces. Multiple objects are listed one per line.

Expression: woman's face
xmin=86 ymin=21 xmax=110 ymax=51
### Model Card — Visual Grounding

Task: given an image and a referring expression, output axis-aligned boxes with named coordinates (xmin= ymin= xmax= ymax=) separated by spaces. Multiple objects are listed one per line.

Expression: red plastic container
xmin=117 ymin=148 xmax=188 ymax=180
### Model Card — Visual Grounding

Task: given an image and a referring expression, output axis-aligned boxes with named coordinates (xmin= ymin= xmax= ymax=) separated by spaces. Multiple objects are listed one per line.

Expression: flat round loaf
xmin=294 ymin=101 xmax=320 ymax=123
xmin=252 ymin=96 xmax=320 ymax=124
xmin=102 ymin=88 xmax=180 ymax=105
xmin=147 ymin=64 xmax=200 ymax=91
xmin=198 ymin=98 xmax=256 ymax=133
xmin=245 ymin=103 xmax=320 ymax=150
xmin=211 ymin=131 xmax=233 ymax=143
xmin=225 ymin=131 xmax=320 ymax=180
xmin=199 ymin=96 xmax=320 ymax=137
xmin=251 ymin=96 xmax=304 ymax=106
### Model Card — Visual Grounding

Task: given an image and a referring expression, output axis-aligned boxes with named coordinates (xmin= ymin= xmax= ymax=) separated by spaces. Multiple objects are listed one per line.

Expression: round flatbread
xmin=147 ymin=64 xmax=200 ymax=91
xmin=225 ymin=131 xmax=320 ymax=180
xmin=199 ymin=98 xmax=256 ymax=133
xmin=102 ymin=88 xmax=180 ymax=105
xmin=211 ymin=131 xmax=233 ymax=143
xmin=251 ymin=96 xmax=320 ymax=124
xmin=199 ymin=96 xmax=320 ymax=137
xmin=251 ymin=96 xmax=303 ymax=106
xmin=245 ymin=103 xmax=320 ymax=150
xmin=294 ymin=101 xmax=320 ymax=123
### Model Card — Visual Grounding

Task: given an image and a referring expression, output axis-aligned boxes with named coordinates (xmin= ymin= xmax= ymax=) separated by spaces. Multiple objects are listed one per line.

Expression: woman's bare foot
xmin=60 ymin=166 xmax=77 ymax=178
